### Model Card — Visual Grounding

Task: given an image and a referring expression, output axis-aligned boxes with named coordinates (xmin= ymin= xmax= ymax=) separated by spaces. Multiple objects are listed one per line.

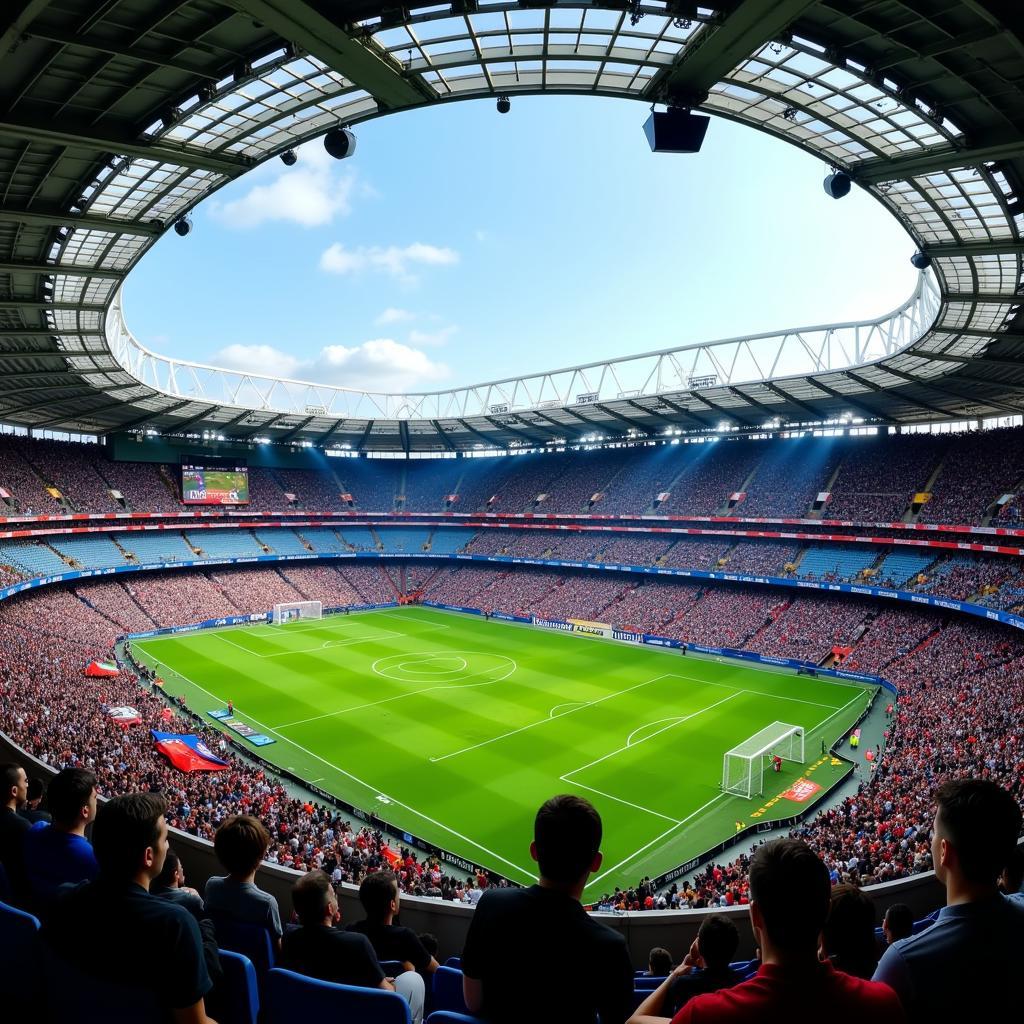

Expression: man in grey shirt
xmin=872 ymin=779 xmax=1024 ymax=1022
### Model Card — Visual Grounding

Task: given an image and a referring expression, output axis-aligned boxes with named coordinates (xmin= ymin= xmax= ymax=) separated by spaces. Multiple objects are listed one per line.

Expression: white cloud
xmin=375 ymin=307 xmax=415 ymax=326
xmin=211 ymin=143 xmax=357 ymax=228
xmin=319 ymin=241 xmax=459 ymax=280
xmin=212 ymin=339 xmax=449 ymax=392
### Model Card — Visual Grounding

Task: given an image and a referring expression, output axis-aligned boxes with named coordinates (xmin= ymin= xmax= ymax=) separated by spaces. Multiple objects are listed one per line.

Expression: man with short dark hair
xmin=348 ymin=870 xmax=438 ymax=977
xmin=461 ymin=794 xmax=633 ymax=1024
xmin=0 ymin=762 xmax=30 ymax=901
xmin=631 ymin=839 xmax=904 ymax=1024
xmin=998 ymin=844 xmax=1024 ymax=908
xmin=873 ymin=779 xmax=1024 ymax=1020
xmin=882 ymin=904 xmax=914 ymax=945
xmin=42 ymin=792 xmax=217 ymax=1023
xmin=24 ymin=767 xmax=99 ymax=912
xmin=19 ymin=776 xmax=51 ymax=825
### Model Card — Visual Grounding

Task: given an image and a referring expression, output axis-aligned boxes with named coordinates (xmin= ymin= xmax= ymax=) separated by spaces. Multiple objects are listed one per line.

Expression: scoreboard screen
xmin=181 ymin=465 xmax=250 ymax=505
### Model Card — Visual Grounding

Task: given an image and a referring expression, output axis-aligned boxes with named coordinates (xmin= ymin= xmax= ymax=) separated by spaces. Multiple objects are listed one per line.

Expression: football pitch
xmin=130 ymin=606 xmax=873 ymax=896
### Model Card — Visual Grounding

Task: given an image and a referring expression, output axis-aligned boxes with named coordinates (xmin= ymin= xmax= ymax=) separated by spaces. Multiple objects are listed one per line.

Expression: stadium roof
xmin=1 ymin=0 xmax=1022 ymax=452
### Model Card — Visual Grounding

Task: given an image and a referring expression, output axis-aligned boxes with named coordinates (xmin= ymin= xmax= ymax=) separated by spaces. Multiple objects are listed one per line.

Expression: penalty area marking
xmin=549 ymin=702 xmax=587 ymax=718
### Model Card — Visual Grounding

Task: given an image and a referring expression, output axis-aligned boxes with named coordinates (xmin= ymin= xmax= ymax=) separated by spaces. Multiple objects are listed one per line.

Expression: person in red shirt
xmin=628 ymin=839 xmax=905 ymax=1024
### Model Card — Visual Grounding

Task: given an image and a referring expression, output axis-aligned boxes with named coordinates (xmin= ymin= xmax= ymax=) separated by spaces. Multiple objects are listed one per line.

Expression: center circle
xmin=371 ymin=651 xmax=516 ymax=686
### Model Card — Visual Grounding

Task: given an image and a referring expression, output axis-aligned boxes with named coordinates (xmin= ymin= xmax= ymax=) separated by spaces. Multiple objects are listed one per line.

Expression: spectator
xmin=0 ymin=762 xmax=30 ymax=902
xmin=821 ymin=884 xmax=879 ymax=979
xmin=23 ymin=767 xmax=99 ymax=913
xmin=152 ymin=847 xmax=205 ymax=919
xmin=873 ymin=780 xmax=1024 ymax=1020
xmin=631 ymin=839 xmax=904 ymax=1024
xmin=204 ymin=814 xmax=283 ymax=948
xmin=462 ymin=794 xmax=633 ymax=1024
xmin=280 ymin=870 xmax=424 ymax=1013
xmin=20 ymin=776 xmax=51 ymax=825
xmin=42 ymin=792 xmax=217 ymax=1022
xmin=347 ymin=869 xmax=438 ymax=977
xmin=418 ymin=932 xmax=439 ymax=960
xmin=647 ymin=947 xmax=674 ymax=977
xmin=882 ymin=904 xmax=914 ymax=945
xmin=998 ymin=846 xmax=1024 ymax=907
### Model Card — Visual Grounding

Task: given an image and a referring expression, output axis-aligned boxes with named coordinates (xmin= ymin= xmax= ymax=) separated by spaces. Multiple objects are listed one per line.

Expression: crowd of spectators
xmin=659 ymin=443 xmax=763 ymax=517
xmin=739 ymin=439 xmax=841 ymax=518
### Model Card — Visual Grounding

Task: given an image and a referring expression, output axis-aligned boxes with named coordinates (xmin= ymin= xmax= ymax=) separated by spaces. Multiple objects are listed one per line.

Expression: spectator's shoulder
xmin=849 ymin=975 xmax=906 ymax=1019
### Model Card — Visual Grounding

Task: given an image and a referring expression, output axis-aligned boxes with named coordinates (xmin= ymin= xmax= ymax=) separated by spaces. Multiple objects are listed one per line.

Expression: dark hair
xmin=359 ymin=870 xmax=398 ymax=920
xmin=697 ymin=914 xmax=740 ymax=970
xmin=822 ymin=884 xmax=879 ymax=979
xmin=153 ymin=847 xmax=181 ymax=890
xmin=418 ymin=933 xmax=439 ymax=957
xmin=648 ymin=947 xmax=673 ymax=976
xmin=1 ymin=763 xmax=23 ymax=799
xmin=935 ymin=779 xmax=1023 ymax=885
xmin=883 ymin=903 xmax=914 ymax=942
xmin=213 ymin=815 xmax=271 ymax=875
xmin=1001 ymin=845 xmax=1024 ymax=895
xmin=92 ymin=793 xmax=167 ymax=879
xmin=46 ymin=767 xmax=96 ymax=826
xmin=26 ymin=777 xmax=45 ymax=803
xmin=292 ymin=870 xmax=335 ymax=926
xmin=748 ymin=839 xmax=830 ymax=951
xmin=533 ymin=795 xmax=602 ymax=885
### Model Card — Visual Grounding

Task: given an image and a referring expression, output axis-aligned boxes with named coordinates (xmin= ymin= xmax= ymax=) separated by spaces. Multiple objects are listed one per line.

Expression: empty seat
xmin=432 ymin=965 xmax=470 ymax=1013
xmin=209 ymin=949 xmax=260 ymax=1024
xmin=265 ymin=967 xmax=411 ymax=1024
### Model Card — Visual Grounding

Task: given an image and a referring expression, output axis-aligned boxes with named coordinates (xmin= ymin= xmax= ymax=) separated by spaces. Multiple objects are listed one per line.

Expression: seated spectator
xmin=418 ymin=932 xmax=439 ymax=960
xmin=152 ymin=847 xmax=205 ymax=919
xmin=347 ymin=870 xmax=438 ymax=977
xmin=631 ymin=914 xmax=746 ymax=1020
xmin=631 ymin=839 xmax=904 ymax=1024
xmin=282 ymin=870 xmax=425 ymax=1020
xmin=0 ymin=762 xmax=30 ymax=902
xmin=42 ymin=792 xmax=217 ymax=1023
xmin=998 ymin=845 xmax=1024 ymax=907
xmin=882 ymin=904 xmax=914 ymax=945
xmin=873 ymin=780 xmax=1024 ymax=1021
xmin=19 ymin=776 xmax=51 ymax=825
xmin=647 ymin=947 xmax=674 ymax=977
xmin=204 ymin=814 xmax=282 ymax=948
xmin=462 ymin=794 xmax=633 ymax=1024
xmin=24 ymin=767 xmax=99 ymax=913
xmin=821 ymin=884 xmax=879 ymax=979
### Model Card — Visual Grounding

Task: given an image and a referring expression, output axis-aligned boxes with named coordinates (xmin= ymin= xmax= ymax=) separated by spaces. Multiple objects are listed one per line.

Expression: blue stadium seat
xmin=266 ymin=967 xmax=411 ymax=1024
xmin=426 ymin=1013 xmax=487 ymax=1024
xmin=0 ymin=898 xmax=41 ymax=978
xmin=634 ymin=974 xmax=668 ymax=990
xmin=209 ymin=914 xmax=276 ymax=977
xmin=432 ymin=965 xmax=470 ymax=1013
xmin=210 ymin=949 xmax=260 ymax=1024
xmin=444 ymin=956 xmax=462 ymax=969
xmin=380 ymin=959 xmax=405 ymax=976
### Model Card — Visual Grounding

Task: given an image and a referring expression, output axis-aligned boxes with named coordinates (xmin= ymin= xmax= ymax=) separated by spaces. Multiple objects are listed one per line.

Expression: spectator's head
xmin=213 ymin=815 xmax=270 ymax=879
xmin=418 ymin=933 xmax=439 ymax=957
xmin=932 ymin=780 xmax=1023 ymax=893
xmin=1 ymin=763 xmax=27 ymax=810
xmin=697 ymin=914 xmax=740 ymax=970
xmin=882 ymin=903 xmax=914 ymax=944
xmin=153 ymin=847 xmax=185 ymax=891
xmin=25 ymin=776 xmax=45 ymax=808
xmin=531 ymin=795 xmax=602 ymax=891
xmin=292 ymin=869 xmax=340 ymax=927
xmin=998 ymin=844 xmax=1024 ymax=896
xmin=821 ymin=884 xmax=879 ymax=979
xmin=46 ymin=767 xmax=97 ymax=831
xmin=647 ymin=947 xmax=673 ymax=977
xmin=92 ymin=792 xmax=168 ymax=884
xmin=359 ymin=869 xmax=400 ymax=923
xmin=748 ymin=839 xmax=830 ymax=959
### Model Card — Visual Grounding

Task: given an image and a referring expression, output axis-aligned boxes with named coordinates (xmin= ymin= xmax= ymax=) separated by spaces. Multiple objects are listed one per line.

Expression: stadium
xmin=1 ymin=1 xmax=1022 ymax=1022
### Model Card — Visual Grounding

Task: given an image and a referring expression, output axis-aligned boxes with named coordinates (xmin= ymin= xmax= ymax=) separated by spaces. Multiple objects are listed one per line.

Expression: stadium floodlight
xmin=324 ymin=127 xmax=357 ymax=160
xmin=496 ymin=95 xmax=511 ymax=114
xmin=910 ymin=251 xmax=932 ymax=270
xmin=823 ymin=171 xmax=851 ymax=199
xmin=280 ymin=149 xmax=298 ymax=166
xmin=723 ymin=722 xmax=805 ymax=799
xmin=173 ymin=216 xmax=192 ymax=237
xmin=272 ymin=600 xmax=323 ymax=625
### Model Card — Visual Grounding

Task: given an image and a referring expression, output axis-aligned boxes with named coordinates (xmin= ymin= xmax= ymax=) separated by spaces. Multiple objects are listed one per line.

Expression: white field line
xmin=428 ymin=672 xmax=683 ymax=764
xmin=273 ymin=655 xmax=518 ymax=730
xmin=802 ymin=691 xmax=868 ymax=736
xmin=549 ymin=702 xmax=587 ymax=718
xmin=562 ymin=780 xmax=679 ymax=824
xmin=135 ymin=652 xmax=538 ymax=885
xmin=747 ymin=691 xmax=844 ymax=711
xmin=375 ymin=612 xmax=452 ymax=633
xmin=261 ymin=631 xmax=404 ymax=657
xmin=625 ymin=716 xmax=688 ymax=747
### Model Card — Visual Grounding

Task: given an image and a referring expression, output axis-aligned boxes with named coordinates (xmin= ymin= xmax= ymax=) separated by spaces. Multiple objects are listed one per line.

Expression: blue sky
xmin=125 ymin=95 xmax=917 ymax=395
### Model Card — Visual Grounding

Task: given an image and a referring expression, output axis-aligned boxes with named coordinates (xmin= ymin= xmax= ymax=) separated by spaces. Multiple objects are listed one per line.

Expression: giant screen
xmin=180 ymin=464 xmax=250 ymax=505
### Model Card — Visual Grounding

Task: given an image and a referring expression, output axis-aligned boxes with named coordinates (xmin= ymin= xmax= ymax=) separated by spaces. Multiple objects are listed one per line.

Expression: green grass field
xmin=131 ymin=607 xmax=872 ymax=896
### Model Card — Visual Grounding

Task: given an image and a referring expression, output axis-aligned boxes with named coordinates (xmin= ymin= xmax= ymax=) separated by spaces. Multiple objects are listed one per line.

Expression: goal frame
xmin=271 ymin=600 xmax=323 ymax=625
xmin=722 ymin=722 xmax=805 ymax=800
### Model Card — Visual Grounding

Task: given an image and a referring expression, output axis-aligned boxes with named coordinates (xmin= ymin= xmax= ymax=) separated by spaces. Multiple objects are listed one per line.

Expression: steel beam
xmin=0 ymin=261 xmax=123 ymax=279
xmin=853 ymin=140 xmax=1024 ymax=184
xmin=0 ymin=207 xmax=161 ymax=235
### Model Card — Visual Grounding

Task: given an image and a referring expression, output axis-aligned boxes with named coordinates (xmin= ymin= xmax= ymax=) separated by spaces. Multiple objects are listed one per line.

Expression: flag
xmin=381 ymin=845 xmax=402 ymax=869
xmin=85 ymin=660 xmax=119 ymax=678
xmin=151 ymin=731 xmax=230 ymax=772
xmin=106 ymin=706 xmax=142 ymax=727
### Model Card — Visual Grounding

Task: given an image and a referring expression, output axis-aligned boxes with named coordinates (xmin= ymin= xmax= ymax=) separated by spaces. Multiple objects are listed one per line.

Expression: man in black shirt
xmin=663 ymin=914 xmax=746 ymax=1015
xmin=461 ymin=794 xmax=634 ymax=1024
xmin=0 ymin=762 xmax=30 ymax=903
xmin=348 ymin=869 xmax=439 ymax=978
xmin=43 ymin=793 xmax=217 ymax=1024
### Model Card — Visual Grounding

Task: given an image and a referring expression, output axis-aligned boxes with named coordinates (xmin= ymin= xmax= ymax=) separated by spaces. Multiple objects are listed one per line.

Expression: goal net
xmin=271 ymin=600 xmax=322 ymax=625
xmin=722 ymin=722 xmax=805 ymax=800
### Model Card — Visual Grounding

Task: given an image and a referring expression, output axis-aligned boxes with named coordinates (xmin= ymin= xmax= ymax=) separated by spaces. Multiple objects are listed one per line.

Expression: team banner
xmin=151 ymin=731 xmax=230 ymax=772
xmin=106 ymin=705 xmax=142 ymax=727
xmin=207 ymin=709 xmax=276 ymax=746
xmin=569 ymin=618 xmax=612 ymax=637
xmin=85 ymin=659 xmax=119 ymax=677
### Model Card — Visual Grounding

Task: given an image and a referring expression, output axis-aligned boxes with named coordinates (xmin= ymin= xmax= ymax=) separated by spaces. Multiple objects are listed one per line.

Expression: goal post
xmin=722 ymin=722 xmax=805 ymax=800
xmin=271 ymin=600 xmax=322 ymax=625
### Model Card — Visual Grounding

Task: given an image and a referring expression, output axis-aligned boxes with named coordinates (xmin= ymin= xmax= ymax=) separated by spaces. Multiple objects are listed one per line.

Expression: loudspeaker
xmin=823 ymin=171 xmax=851 ymax=199
xmin=643 ymin=110 xmax=710 ymax=153
xmin=324 ymin=127 xmax=357 ymax=160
